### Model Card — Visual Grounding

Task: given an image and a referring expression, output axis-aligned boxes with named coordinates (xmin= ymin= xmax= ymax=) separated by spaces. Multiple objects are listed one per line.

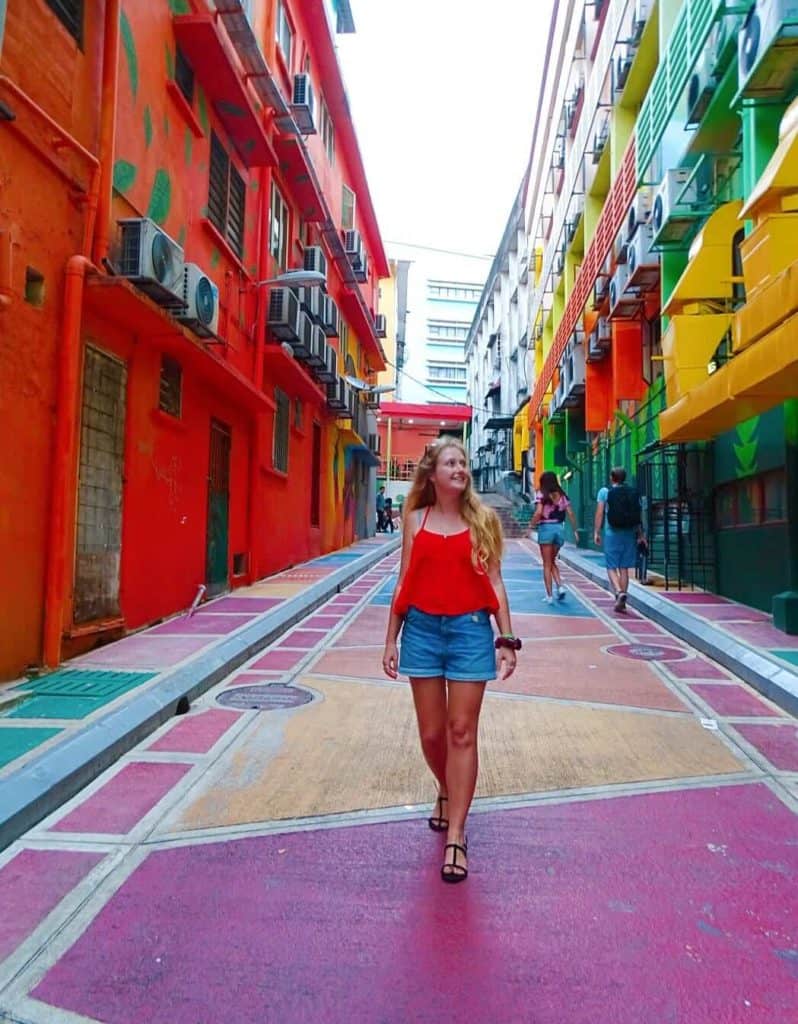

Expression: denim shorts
xmin=604 ymin=529 xmax=637 ymax=570
xmin=537 ymin=522 xmax=565 ymax=548
xmin=399 ymin=606 xmax=496 ymax=682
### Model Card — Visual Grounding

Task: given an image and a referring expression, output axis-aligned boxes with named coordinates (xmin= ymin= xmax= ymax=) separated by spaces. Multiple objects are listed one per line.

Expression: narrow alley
xmin=1 ymin=539 xmax=797 ymax=1023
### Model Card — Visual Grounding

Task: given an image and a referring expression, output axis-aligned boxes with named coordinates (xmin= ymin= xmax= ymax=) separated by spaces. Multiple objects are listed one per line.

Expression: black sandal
xmin=441 ymin=841 xmax=468 ymax=883
xmin=427 ymin=794 xmax=448 ymax=832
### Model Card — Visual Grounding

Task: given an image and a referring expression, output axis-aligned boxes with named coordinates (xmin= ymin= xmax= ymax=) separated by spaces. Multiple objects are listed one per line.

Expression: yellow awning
xmin=661 ymin=313 xmax=733 ymax=406
xmin=662 ymin=201 xmax=743 ymax=316
xmin=740 ymin=97 xmax=798 ymax=222
xmin=659 ymin=308 xmax=798 ymax=441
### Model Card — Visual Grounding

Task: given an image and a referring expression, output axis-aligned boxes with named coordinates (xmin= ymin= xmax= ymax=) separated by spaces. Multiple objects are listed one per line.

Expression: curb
xmin=559 ymin=548 xmax=798 ymax=720
xmin=0 ymin=538 xmax=401 ymax=852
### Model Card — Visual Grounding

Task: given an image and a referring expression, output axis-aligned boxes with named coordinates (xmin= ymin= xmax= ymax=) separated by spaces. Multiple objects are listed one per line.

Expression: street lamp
xmin=253 ymin=269 xmax=326 ymax=288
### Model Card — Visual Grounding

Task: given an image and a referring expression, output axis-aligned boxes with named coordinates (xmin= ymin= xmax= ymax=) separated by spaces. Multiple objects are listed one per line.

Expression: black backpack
xmin=606 ymin=484 xmax=641 ymax=529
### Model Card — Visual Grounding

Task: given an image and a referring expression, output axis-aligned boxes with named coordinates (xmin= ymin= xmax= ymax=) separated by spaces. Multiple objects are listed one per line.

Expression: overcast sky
xmin=336 ymin=0 xmax=555 ymax=258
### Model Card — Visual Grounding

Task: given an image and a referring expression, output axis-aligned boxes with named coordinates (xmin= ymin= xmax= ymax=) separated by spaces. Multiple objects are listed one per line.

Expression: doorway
xmin=206 ymin=419 xmax=231 ymax=596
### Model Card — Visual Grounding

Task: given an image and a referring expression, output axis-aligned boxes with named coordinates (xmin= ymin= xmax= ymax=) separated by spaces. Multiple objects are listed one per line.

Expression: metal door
xmin=73 ymin=346 xmax=127 ymax=624
xmin=206 ymin=420 xmax=231 ymax=596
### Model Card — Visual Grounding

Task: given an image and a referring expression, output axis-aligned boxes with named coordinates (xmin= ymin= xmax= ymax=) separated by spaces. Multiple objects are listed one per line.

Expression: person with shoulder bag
xmin=593 ymin=466 xmax=645 ymax=612
xmin=381 ymin=437 xmax=518 ymax=884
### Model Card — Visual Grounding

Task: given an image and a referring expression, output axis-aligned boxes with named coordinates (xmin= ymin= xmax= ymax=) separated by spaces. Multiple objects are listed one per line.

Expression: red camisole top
xmin=393 ymin=509 xmax=499 ymax=617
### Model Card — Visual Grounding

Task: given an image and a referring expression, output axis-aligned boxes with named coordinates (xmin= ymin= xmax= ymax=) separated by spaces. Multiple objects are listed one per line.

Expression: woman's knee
xmin=447 ymin=717 xmax=477 ymax=749
xmin=419 ymin=724 xmax=446 ymax=751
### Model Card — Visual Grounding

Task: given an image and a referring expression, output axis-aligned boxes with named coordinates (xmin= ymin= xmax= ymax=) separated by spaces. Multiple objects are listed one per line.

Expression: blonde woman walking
xmin=382 ymin=437 xmax=519 ymax=883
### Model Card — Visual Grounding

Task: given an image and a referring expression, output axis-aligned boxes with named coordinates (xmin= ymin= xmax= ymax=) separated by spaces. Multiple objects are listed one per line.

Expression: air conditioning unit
xmin=587 ymin=317 xmax=612 ymax=361
xmin=592 ymin=275 xmax=610 ymax=309
xmin=552 ymin=146 xmax=565 ymax=171
xmin=591 ymin=121 xmax=609 ymax=164
xmin=177 ymin=263 xmax=219 ymax=338
xmin=317 ymin=341 xmax=337 ymax=383
xmin=565 ymin=219 xmax=578 ymax=245
xmin=291 ymin=73 xmax=316 ymax=133
xmin=326 ymin=376 xmax=349 ymax=413
xmin=738 ymin=0 xmax=798 ymax=100
xmin=627 ymin=222 xmax=660 ymax=290
xmin=306 ymin=323 xmax=327 ymax=372
xmin=632 ymin=0 xmax=653 ymax=40
xmin=615 ymin=47 xmax=633 ymax=93
xmin=321 ymin=294 xmax=339 ymax=337
xmin=549 ymin=380 xmax=565 ymax=418
xmin=651 ymin=168 xmax=703 ymax=246
xmin=374 ymin=313 xmax=387 ymax=338
xmin=267 ymin=287 xmax=302 ymax=342
xmin=562 ymin=339 xmax=586 ymax=406
xmin=553 ymin=250 xmax=565 ymax=278
xmin=287 ymin=311 xmax=314 ymax=360
xmin=117 ymin=218 xmax=185 ymax=307
xmin=626 ymin=186 xmax=653 ymax=242
xmin=354 ymin=251 xmax=369 ymax=283
xmin=303 ymin=245 xmax=327 ymax=280
xmin=686 ymin=51 xmax=717 ymax=126
xmin=533 ymin=323 xmax=544 ymax=341
xmin=293 ymin=285 xmax=323 ymax=325
xmin=344 ymin=229 xmax=364 ymax=269
xmin=614 ymin=228 xmax=628 ymax=264
xmin=608 ymin=262 xmax=641 ymax=319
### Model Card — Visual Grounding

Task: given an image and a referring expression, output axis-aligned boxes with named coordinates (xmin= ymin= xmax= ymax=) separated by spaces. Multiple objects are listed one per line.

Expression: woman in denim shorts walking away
xmin=530 ymin=471 xmax=579 ymax=604
xmin=381 ymin=437 xmax=519 ymax=883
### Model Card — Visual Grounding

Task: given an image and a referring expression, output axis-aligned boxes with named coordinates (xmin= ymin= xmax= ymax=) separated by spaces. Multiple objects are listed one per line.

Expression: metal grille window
xmin=319 ymin=98 xmax=335 ymax=164
xmin=270 ymin=183 xmax=289 ymax=271
xmin=208 ymin=133 xmax=246 ymax=258
xmin=273 ymin=388 xmax=290 ymax=472
xmin=159 ymin=356 xmax=182 ymax=418
xmin=45 ymin=0 xmax=83 ymax=44
xmin=175 ymin=47 xmax=195 ymax=106
xmin=342 ymin=185 xmax=356 ymax=231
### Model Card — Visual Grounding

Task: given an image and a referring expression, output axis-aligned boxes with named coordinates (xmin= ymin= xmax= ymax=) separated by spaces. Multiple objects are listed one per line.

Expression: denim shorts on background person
xmin=399 ymin=607 xmax=496 ymax=682
xmin=603 ymin=528 xmax=637 ymax=570
xmin=537 ymin=522 xmax=565 ymax=548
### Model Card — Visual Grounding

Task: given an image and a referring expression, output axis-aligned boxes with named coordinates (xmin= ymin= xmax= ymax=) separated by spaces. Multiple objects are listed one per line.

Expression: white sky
xmin=336 ymin=0 xmax=555 ymax=258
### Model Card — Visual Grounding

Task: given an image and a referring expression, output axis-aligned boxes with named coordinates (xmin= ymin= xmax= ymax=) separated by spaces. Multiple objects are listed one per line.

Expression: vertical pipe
xmin=0 ymin=0 xmax=7 ymax=63
xmin=92 ymin=0 xmax=121 ymax=266
xmin=386 ymin=415 xmax=392 ymax=489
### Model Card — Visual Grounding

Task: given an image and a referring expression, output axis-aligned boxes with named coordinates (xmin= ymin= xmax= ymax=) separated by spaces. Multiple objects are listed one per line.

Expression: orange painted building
xmin=0 ymin=0 xmax=388 ymax=680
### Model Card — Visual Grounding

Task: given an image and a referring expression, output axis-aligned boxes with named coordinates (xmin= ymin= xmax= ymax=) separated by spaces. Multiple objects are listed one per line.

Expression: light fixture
xmin=280 ymin=342 xmax=295 ymax=358
xmin=408 ymin=419 xmax=414 ymax=424
xmin=252 ymin=269 xmax=326 ymax=288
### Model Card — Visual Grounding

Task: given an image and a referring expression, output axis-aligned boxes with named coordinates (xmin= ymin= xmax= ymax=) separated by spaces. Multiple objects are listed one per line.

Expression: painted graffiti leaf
xmin=120 ymin=10 xmax=138 ymax=100
xmin=144 ymin=106 xmax=153 ymax=148
xmin=147 ymin=170 xmax=172 ymax=225
xmin=167 ymin=0 xmax=191 ymax=13
xmin=113 ymin=160 xmax=137 ymax=193
xmin=164 ymin=42 xmax=175 ymax=80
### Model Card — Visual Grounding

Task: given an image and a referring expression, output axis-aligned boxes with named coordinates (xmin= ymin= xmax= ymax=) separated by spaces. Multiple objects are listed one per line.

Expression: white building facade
xmin=388 ymin=243 xmax=491 ymax=406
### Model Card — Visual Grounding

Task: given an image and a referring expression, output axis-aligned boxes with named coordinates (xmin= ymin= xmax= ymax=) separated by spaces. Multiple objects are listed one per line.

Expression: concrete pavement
xmin=1 ymin=540 xmax=797 ymax=1023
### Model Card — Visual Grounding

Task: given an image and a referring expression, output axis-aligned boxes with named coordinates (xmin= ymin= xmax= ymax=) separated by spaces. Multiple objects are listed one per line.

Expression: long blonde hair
xmin=404 ymin=436 xmax=503 ymax=571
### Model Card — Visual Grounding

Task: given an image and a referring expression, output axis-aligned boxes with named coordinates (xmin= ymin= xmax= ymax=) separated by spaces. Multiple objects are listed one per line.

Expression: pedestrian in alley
xmin=530 ymin=470 xmax=579 ymax=604
xmin=381 ymin=436 xmax=520 ymax=883
xmin=383 ymin=496 xmax=395 ymax=533
xmin=593 ymin=466 xmax=645 ymax=613
xmin=376 ymin=486 xmax=387 ymax=532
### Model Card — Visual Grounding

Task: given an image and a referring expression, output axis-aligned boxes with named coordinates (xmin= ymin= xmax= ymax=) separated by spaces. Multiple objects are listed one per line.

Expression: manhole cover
xmin=216 ymin=684 xmax=312 ymax=711
xmin=606 ymin=643 xmax=687 ymax=662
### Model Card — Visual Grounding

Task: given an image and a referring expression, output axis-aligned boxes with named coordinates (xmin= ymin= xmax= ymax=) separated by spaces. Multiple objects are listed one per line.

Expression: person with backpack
xmin=593 ymin=467 xmax=645 ymax=613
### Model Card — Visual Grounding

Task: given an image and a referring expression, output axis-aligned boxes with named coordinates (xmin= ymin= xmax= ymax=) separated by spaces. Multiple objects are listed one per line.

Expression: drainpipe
xmin=43 ymin=0 xmax=121 ymax=665
xmin=0 ymin=1 xmax=7 ymax=62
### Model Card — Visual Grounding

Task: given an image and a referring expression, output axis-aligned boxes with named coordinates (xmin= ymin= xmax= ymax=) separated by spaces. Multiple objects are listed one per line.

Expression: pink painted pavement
xmin=0 ymin=849 xmax=104 ymax=963
xmin=664 ymin=656 xmax=731 ymax=680
xmin=662 ymin=593 xmax=732 ymax=605
xmin=31 ymin=785 xmax=798 ymax=1024
xmin=147 ymin=614 xmax=256 ymax=636
xmin=74 ymin=634 xmax=213 ymax=669
xmin=689 ymin=684 xmax=782 ymax=718
xmin=687 ymin=604 xmax=772 ymax=623
xmin=146 ymin=710 xmax=241 ymax=753
xmin=275 ymin=629 xmax=329 ymax=649
xmin=199 ymin=597 xmax=281 ymax=614
xmin=620 ymin=620 xmax=667 ymax=635
xmin=303 ymin=614 xmax=348 ymax=629
xmin=226 ymin=670 xmax=288 ymax=686
xmin=51 ymin=762 xmax=192 ymax=834
xmin=734 ymin=724 xmax=798 ymax=771
xmin=248 ymin=649 xmax=306 ymax=670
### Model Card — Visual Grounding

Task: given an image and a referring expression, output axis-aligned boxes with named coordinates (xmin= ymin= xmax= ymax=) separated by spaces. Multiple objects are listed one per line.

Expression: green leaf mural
xmin=113 ymin=160 xmax=137 ymax=193
xmin=197 ymin=87 xmax=210 ymax=136
xmin=734 ymin=416 xmax=760 ymax=478
xmin=147 ymin=170 xmax=172 ymax=225
xmin=210 ymin=248 xmax=221 ymax=270
xmin=144 ymin=106 xmax=153 ymax=148
xmin=167 ymin=0 xmax=191 ymax=13
xmin=164 ymin=43 xmax=175 ymax=80
xmin=120 ymin=10 xmax=138 ymax=100
xmin=184 ymin=127 xmax=193 ymax=166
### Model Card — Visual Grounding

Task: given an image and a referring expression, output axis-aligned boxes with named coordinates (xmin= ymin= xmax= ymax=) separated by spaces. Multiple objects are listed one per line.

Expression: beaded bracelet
xmin=494 ymin=635 xmax=522 ymax=651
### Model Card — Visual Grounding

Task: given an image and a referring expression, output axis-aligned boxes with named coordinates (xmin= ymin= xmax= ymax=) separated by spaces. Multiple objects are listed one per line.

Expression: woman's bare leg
xmin=443 ymin=680 xmax=487 ymax=876
xmin=409 ymin=677 xmax=448 ymax=795
xmin=551 ymin=549 xmax=562 ymax=588
xmin=540 ymin=544 xmax=555 ymax=596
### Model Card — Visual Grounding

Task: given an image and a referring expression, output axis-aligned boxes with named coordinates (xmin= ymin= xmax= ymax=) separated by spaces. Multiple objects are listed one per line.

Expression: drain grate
xmin=216 ymin=684 xmax=312 ymax=711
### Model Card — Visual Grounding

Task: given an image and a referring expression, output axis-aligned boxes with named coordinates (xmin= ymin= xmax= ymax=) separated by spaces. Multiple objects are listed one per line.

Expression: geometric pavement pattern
xmin=1 ymin=541 xmax=797 ymax=1023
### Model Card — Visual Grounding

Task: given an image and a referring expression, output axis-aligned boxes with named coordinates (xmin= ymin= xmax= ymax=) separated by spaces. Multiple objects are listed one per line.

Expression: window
xmin=45 ymin=0 xmax=83 ymax=44
xmin=159 ymin=356 xmax=182 ymax=418
xmin=273 ymin=388 xmax=290 ymax=472
xmin=276 ymin=0 xmax=293 ymax=65
xmin=427 ymin=320 xmax=469 ymax=341
xmin=319 ymin=98 xmax=335 ymax=164
xmin=208 ymin=133 xmax=246 ymax=258
xmin=339 ymin=320 xmax=350 ymax=367
xmin=427 ymin=364 xmax=467 ymax=383
xmin=175 ymin=47 xmax=195 ymax=106
xmin=342 ymin=184 xmax=356 ymax=231
xmin=715 ymin=470 xmax=787 ymax=530
xmin=642 ymin=316 xmax=663 ymax=385
xmin=427 ymin=281 xmax=483 ymax=301
xmin=269 ymin=183 xmax=289 ymax=271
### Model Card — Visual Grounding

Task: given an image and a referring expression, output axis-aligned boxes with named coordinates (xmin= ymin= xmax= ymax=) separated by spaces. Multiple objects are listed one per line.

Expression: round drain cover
xmin=216 ymin=684 xmax=312 ymax=711
xmin=606 ymin=643 xmax=687 ymax=662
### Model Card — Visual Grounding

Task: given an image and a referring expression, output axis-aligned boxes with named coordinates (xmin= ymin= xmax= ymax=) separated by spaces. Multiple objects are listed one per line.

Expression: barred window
xmin=319 ymin=98 xmax=335 ymax=164
xmin=45 ymin=0 xmax=83 ymax=44
xmin=208 ymin=133 xmax=246 ymax=258
xmin=158 ymin=356 xmax=182 ymax=418
xmin=273 ymin=388 xmax=290 ymax=472
xmin=270 ymin=183 xmax=289 ymax=271
xmin=175 ymin=47 xmax=195 ymax=106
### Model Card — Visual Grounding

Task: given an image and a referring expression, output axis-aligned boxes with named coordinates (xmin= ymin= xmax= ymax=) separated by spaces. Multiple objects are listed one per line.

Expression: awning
xmin=662 ymin=201 xmax=743 ymax=316
xmin=740 ymin=96 xmax=798 ymax=221
xmin=484 ymin=415 xmax=514 ymax=430
xmin=172 ymin=15 xmax=277 ymax=169
xmin=273 ymin=135 xmax=325 ymax=222
xmin=262 ymin=344 xmax=326 ymax=404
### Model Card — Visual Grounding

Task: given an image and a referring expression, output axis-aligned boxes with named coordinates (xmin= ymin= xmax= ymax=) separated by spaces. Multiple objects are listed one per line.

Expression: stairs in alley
xmin=479 ymin=492 xmax=533 ymax=539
